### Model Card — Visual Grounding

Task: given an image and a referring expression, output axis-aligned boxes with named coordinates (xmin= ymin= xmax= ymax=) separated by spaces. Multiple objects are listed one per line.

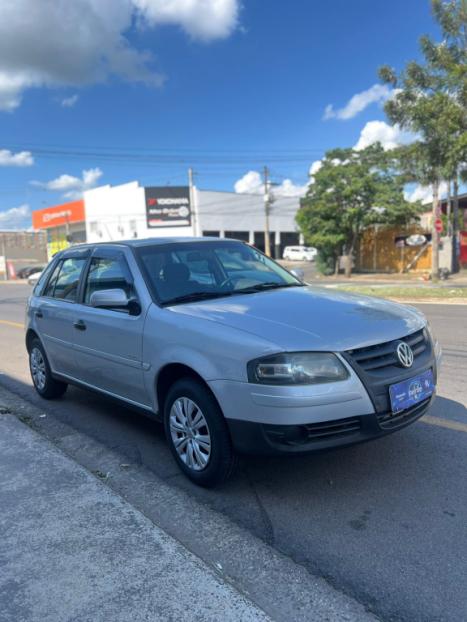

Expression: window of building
xmin=129 ymin=220 xmax=137 ymax=237
xmin=254 ymin=232 xmax=275 ymax=257
xmin=224 ymin=231 xmax=249 ymax=242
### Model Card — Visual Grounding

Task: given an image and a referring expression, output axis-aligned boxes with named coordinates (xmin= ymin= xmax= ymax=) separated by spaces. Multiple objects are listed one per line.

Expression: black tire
xmin=29 ymin=338 xmax=67 ymax=399
xmin=163 ymin=378 xmax=237 ymax=487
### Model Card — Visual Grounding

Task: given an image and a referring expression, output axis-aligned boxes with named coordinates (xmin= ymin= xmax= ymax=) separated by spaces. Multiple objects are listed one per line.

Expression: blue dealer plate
xmin=389 ymin=369 xmax=434 ymax=414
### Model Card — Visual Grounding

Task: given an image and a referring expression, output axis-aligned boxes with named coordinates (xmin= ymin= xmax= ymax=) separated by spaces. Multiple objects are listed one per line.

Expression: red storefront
xmin=461 ymin=231 xmax=467 ymax=267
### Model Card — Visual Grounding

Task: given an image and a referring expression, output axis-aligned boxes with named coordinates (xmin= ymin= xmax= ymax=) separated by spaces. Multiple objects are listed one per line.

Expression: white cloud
xmin=0 ymin=0 xmax=240 ymax=111
xmin=309 ymin=160 xmax=322 ymax=177
xmin=274 ymin=179 xmax=308 ymax=198
xmin=235 ymin=120 xmax=415 ymax=198
xmin=354 ymin=120 xmax=414 ymax=151
xmin=405 ymin=182 xmax=448 ymax=205
xmin=61 ymin=94 xmax=79 ymax=108
xmin=0 ymin=73 xmax=31 ymax=111
xmin=234 ymin=171 xmax=308 ymax=198
xmin=234 ymin=170 xmax=262 ymax=194
xmin=133 ymin=0 xmax=239 ymax=41
xmin=0 ymin=149 xmax=34 ymax=166
xmin=32 ymin=167 xmax=103 ymax=199
xmin=0 ymin=204 xmax=30 ymax=228
xmin=323 ymin=84 xmax=393 ymax=121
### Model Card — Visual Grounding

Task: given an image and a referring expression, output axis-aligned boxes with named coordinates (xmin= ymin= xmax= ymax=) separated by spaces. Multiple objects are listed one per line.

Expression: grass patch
xmin=329 ymin=285 xmax=467 ymax=300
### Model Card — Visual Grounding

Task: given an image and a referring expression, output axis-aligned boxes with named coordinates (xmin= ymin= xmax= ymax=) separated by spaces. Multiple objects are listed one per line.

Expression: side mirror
xmin=290 ymin=268 xmax=305 ymax=282
xmin=90 ymin=288 xmax=129 ymax=309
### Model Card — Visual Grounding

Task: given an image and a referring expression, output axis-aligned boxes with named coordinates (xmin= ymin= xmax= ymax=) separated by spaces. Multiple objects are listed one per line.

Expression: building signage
xmin=32 ymin=200 xmax=85 ymax=230
xmin=395 ymin=233 xmax=432 ymax=247
xmin=144 ymin=186 xmax=191 ymax=228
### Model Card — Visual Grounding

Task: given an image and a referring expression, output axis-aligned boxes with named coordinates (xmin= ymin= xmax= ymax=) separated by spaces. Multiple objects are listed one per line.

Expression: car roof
xmin=60 ymin=237 xmax=240 ymax=253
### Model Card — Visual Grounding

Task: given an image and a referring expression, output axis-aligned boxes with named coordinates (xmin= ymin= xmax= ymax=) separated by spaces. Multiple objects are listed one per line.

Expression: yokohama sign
xmin=145 ymin=186 xmax=191 ymax=228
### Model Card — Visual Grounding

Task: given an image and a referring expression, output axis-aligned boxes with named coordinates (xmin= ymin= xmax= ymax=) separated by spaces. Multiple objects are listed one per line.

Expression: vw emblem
xmin=396 ymin=342 xmax=414 ymax=368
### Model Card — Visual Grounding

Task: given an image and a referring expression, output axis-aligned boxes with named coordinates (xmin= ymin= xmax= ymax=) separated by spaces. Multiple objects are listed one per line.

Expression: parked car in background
xmin=283 ymin=245 xmax=317 ymax=261
xmin=18 ymin=265 xmax=46 ymax=280
xmin=25 ymin=238 xmax=440 ymax=487
xmin=27 ymin=270 xmax=44 ymax=286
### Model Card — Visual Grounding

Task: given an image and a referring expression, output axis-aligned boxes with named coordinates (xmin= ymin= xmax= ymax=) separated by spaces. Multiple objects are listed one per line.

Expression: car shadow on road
xmin=2 ymin=372 xmax=465 ymax=551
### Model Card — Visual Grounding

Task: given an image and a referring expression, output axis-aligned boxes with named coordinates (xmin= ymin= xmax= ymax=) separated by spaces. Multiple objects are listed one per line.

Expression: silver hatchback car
xmin=26 ymin=238 xmax=441 ymax=486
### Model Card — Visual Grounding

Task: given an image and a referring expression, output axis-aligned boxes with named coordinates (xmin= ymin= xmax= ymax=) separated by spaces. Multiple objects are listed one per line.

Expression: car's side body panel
xmin=69 ymin=246 xmax=153 ymax=405
xmin=33 ymin=297 xmax=77 ymax=376
xmin=141 ymin=302 xmax=282 ymax=412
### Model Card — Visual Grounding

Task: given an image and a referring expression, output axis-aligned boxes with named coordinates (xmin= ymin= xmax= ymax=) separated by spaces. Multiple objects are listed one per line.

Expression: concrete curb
xmin=0 ymin=384 xmax=380 ymax=622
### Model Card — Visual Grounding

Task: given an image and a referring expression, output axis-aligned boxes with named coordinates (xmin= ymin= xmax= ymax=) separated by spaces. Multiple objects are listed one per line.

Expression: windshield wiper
xmin=235 ymin=282 xmax=305 ymax=294
xmin=163 ymin=291 xmax=235 ymax=306
xmin=163 ymin=282 xmax=305 ymax=305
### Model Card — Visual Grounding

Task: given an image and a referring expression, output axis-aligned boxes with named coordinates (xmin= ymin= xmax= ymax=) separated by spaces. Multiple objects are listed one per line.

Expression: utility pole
xmin=188 ymin=167 xmax=199 ymax=237
xmin=263 ymin=165 xmax=271 ymax=256
xmin=452 ymin=177 xmax=460 ymax=273
xmin=431 ymin=181 xmax=440 ymax=280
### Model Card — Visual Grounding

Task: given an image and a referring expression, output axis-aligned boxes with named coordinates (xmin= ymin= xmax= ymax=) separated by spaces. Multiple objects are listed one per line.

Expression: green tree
xmin=297 ymin=144 xmax=421 ymax=277
xmin=379 ymin=0 xmax=467 ymax=276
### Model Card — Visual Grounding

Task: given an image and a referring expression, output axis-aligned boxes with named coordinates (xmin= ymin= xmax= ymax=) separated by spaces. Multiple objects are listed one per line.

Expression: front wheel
xmin=164 ymin=378 xmax=237 ymax=487
xmin=29 ymin=338 xmax=67 ymax=399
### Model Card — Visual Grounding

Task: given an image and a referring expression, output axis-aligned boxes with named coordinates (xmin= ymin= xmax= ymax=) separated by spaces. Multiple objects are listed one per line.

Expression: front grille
xmin=343 ymin=328 xmax=435 ymax=415
xmin=377 ymin=397 xmax=431 ymax=430
xmin=264 ymin=416 xmax=361 ymax=447
xmin=347 ymin=328 xmax=427 ymax=372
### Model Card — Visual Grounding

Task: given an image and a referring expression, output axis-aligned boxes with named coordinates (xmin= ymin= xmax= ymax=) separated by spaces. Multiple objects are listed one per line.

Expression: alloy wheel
xmin=169 ymin=397 xmax=211 ymax=471
xmin=30 ymin=347 xmax=46 ymax=390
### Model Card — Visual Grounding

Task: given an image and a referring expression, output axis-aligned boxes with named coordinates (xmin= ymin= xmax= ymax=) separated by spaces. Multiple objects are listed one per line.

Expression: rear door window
xmin=42 ymin=261 xmax=62 ymax=297
xmin=44 ymin=257 xmax=87 ymax=301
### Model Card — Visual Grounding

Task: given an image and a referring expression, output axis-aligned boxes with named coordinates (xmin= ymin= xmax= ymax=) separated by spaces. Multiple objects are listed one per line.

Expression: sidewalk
xmin=0 ymin=413 xmax=269 ymax=622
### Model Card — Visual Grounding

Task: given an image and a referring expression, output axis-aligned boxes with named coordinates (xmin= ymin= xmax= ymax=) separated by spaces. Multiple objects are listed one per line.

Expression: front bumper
xmin=226 ymin=395 xmax=434 ymax=455
xmin=209 ymin=330 xmax=440 ymax=456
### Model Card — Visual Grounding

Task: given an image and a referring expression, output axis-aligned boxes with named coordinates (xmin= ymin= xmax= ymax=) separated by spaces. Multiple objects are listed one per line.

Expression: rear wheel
xmin=29 ymin=338 xmax=67 ymax=399
xmin=164 ymin=378 xmax=236 ymax=487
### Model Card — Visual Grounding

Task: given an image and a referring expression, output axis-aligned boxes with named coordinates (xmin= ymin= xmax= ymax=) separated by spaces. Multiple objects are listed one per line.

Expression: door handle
xmin=73 ymin=319 xmax=86 ymax=331
xmin=35 ymin=310 xmax=43 ymax=319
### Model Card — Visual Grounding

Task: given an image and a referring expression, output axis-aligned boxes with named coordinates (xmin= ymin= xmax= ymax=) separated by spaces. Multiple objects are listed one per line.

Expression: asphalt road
xmin=1 ymin=282 xmax=466 ymax=622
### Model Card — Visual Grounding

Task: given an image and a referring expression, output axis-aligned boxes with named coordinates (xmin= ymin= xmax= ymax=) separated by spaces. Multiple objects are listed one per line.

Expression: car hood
xmin=169 ymin=286 xmax=426 ymax=352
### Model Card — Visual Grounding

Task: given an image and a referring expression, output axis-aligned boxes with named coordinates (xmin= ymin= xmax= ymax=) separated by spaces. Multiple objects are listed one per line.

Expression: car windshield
xmin=136 ymin=240 xmax=303 ymax=305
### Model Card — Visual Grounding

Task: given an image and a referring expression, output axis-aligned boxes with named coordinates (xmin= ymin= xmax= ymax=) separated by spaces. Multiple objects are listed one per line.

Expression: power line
xmin=5 ymin=140 xmax=327 ymax=155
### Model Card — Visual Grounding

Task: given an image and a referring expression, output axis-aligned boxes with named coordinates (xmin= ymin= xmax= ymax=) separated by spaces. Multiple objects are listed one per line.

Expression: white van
xmin=282 ymin=246 xmax=317 ymax=262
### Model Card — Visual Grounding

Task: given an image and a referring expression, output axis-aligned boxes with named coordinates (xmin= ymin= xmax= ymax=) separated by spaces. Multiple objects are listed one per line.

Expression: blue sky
xmin=0 ymin=0 xmax=440 ymax=228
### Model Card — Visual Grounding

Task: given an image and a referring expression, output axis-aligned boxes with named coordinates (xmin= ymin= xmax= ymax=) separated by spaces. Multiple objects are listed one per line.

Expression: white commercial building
xmin=84 ymin=180 xmax=303 ymax=257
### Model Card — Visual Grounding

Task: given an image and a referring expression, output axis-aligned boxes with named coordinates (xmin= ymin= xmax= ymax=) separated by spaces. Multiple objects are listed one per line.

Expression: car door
xmin=34 ymin=250 xmax=89 ymax=377
xmin=71 ymin=247 xmax=151 ymax=407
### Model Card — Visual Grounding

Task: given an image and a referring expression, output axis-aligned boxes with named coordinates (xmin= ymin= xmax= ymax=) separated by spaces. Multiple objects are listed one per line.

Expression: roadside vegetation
xmin=327 ymin=284 xmax=467 ymax=300
xmin=297 ymin=144 xmax=421 ymax=277
xmin=297 ymin=0 xmax=467 ymax=278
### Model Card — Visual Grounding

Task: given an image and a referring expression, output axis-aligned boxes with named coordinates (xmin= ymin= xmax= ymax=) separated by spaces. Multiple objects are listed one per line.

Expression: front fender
xmin=142 ymin=304 xmax=281 ymax=410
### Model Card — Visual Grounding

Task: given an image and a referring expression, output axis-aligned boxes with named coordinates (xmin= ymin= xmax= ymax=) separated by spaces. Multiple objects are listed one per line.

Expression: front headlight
xmin=247 ymin=352 xmax=349 ymax=385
